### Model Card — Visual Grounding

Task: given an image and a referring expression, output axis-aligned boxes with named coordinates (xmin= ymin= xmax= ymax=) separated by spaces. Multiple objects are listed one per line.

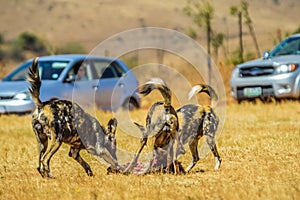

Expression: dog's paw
xmin=214 ymin=158 xmax=222 ymax=171
xmin=106 ymin=166 xmax=122 ymax=174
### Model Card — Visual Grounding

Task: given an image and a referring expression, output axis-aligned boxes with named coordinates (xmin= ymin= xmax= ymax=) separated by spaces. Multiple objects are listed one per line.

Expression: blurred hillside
xmin=0 ymin=0 xmax=299 ymax=55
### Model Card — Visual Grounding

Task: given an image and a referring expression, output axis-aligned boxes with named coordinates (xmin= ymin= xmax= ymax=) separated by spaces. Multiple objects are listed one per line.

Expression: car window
xmin=271 ymin=37 xmax=300 ymax=56
xmin=39 ymin=61 xmax=69 ymax=80
xmin=8 ymin=63 xmax=31 ymax=81
xmin=66 ymin=60 xmax=91 ymax=81
xmin=100 ymin=62 xmax=126 ymax=79
xmin=101 ymin=67 xmax=116 ymax=79
xmin=89 ymin=60 xmax=116 ymax=79
xmin=92 ymin=60 xmax=109 ymax=79
xmin=111 ymin=62 xmax=126 ymax=77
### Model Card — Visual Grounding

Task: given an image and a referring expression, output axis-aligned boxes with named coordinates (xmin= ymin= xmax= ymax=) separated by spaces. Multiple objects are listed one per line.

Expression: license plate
xmin=243 ymin=87 xmax=262 ymax=97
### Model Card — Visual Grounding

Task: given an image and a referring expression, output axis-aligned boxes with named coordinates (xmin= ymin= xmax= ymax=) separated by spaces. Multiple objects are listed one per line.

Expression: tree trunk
xmin=238 ymin=12 xmax=243 ymax=62
xmin=207 ymin=16 xmax=212 ymax=85
xmin=248 ymin=24 xmax=260 ymax=58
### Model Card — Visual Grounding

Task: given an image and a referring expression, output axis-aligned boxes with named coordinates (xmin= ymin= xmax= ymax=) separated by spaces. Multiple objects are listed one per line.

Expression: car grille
xmin=239 ymin=66 xmax=274 ymax=77
xmin=0 ymin=96 xmax=13 ymax=100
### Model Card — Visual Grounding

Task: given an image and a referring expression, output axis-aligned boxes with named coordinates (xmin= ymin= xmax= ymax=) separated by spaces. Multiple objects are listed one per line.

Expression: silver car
xmin=0 ymin=54 xmax=141 ymax=114
xmin=230 ymin=34 xmax=300 ymax=103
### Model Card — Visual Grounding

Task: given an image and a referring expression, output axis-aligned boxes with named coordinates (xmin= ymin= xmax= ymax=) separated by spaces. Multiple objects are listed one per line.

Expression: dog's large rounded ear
xmin=107 ymin=118 xmax=118 ymax=134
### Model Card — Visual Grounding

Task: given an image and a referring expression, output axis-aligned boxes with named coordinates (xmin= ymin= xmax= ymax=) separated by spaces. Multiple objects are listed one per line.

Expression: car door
xmin=66 ymin=60 xmax=99 ymax=108
xmin=94 ymin=60 xmax=124 ymax=111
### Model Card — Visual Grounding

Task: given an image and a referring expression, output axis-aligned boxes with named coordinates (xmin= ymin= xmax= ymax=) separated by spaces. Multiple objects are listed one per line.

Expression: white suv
xmin=230 ymin=34 xmax=300 ymax=103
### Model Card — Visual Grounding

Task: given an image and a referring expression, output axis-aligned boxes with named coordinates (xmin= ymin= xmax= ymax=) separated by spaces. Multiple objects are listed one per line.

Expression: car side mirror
xmin=262 ymin=51 xmax=270 ymax=59
xmin=64 ymin=75 xmax=76 ymax=83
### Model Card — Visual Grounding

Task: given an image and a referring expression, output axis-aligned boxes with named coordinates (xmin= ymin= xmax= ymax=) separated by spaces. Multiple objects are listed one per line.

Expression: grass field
xmin=0 ymin=101 xmax=299 ymax=200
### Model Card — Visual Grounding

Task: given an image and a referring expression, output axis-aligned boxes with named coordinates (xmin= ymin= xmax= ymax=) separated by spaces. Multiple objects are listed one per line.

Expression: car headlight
xmin=231 ymin=67 xmax=240 ymax=78
xmin=276 ymin=64 xmax=298 ymax=74
xmin=13 ymin=92 xmax=31 ymax=101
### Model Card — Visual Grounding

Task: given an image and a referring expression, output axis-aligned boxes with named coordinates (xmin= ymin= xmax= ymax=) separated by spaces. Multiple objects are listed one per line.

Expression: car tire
xmin=237 ymin=99 xmax=242 ymax=104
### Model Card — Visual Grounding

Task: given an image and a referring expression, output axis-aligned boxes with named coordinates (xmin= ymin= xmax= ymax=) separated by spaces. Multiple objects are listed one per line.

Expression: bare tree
xmin=230 ymin=6 xmax=244 ymax=62
xmin=241 ymin=0 xmax=260 ymax=57
xmin=184 ymin=0 xmax=214 ymax=84
xmin=211 ymin=32 xmax=224 ymax=62
xmin=230 ymin=1 xmax=260 ymax=61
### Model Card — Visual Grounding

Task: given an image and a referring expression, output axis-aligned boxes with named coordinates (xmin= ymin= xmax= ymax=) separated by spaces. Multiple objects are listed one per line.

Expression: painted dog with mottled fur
xmin=27 ymin=57 xmax=120 ymax=178
xmin=176 ymin=84 xmax=222 ymax=172
xmin=124 ymin=78 xmax=180 ymax=174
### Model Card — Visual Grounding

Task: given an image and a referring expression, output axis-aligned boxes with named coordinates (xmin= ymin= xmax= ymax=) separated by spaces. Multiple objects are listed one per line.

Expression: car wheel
xmin=122 ymin=98 xmax=139 ymax=111
xmin=237 ymin=99 xmax=242 ymax=104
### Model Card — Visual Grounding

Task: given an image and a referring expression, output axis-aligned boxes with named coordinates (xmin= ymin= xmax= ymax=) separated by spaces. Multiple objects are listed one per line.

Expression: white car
xmin=231 ymin=34 xmax=300 ymax=103
xmin=0 ymin=54 xmax=141 ymax=114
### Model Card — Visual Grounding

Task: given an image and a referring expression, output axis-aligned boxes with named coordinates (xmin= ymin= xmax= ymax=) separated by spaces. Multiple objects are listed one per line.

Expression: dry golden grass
xmin=0 ymin=101 xmax=299 ymax=200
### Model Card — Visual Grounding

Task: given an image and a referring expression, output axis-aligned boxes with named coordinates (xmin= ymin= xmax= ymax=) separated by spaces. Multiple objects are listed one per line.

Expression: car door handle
xmin=92 ymin=85 xmax=98 ymax=90
xmin=118 ymin=83 xmax=125 ymax=88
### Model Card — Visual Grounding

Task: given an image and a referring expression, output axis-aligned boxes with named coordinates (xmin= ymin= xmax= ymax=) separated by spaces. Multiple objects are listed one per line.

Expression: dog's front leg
xmin=123 ymin=122 xmax=149 ymax=174
xmin=123 ymin=137 xmax=147 ymax=174
xmin=69 ymin=147 xmax=93 ymax=176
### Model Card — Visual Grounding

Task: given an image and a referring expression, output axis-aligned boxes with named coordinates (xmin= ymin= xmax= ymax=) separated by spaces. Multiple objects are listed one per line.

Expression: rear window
xmin=93 ymin=60 xmax=126 ymax=79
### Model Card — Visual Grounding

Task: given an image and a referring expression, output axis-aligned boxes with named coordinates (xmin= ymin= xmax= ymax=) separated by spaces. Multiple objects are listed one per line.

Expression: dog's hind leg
xmin=69 ymin=147 xmax=93 ymax=176
xmin=165 ymin=140 xmax=175 ymax=173
xmin=206 ymin=136 xmax=221 ymax=170
xmin=41 ymin=136 xmax=62 ymax=178
xmin=166 ymin=138 xmax=182 ymax=174
xmin=32 ymin=122 xmax=49 ymax=177
xmin=186 ymin=139 xmax=200 ymax=172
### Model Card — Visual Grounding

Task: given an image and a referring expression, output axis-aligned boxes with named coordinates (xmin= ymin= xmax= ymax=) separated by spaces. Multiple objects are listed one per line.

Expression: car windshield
xmin=4 ymin=60 xmax=70 ymax=81
xmin=269 ymin=36 xmax=300 ymax=57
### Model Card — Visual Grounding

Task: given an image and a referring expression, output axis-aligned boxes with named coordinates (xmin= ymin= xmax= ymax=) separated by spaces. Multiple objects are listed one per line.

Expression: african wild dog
xmin=176 ymin=84 xmax=222 ymax=172
xmin=27 ymin=57 xmax=120 ymax=178
xmin=124 ymin=78 xmax=181 ymax=174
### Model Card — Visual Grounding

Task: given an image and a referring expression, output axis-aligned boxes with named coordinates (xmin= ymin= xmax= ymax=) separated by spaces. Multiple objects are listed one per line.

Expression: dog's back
xmin=177 ymin=104 xmax=219 ymax=142
xmin=32 ymin=98 xmax=105 ymax=149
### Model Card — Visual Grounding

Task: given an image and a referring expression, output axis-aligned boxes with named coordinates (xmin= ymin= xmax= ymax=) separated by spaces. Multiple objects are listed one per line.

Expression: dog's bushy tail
xmin=188 ymin=84 xmax=218 ymax=102
xmin=139 ymin=78 xmax=172 ymax=106
xmin=27 ymin=57 xmax=43 ymax=108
